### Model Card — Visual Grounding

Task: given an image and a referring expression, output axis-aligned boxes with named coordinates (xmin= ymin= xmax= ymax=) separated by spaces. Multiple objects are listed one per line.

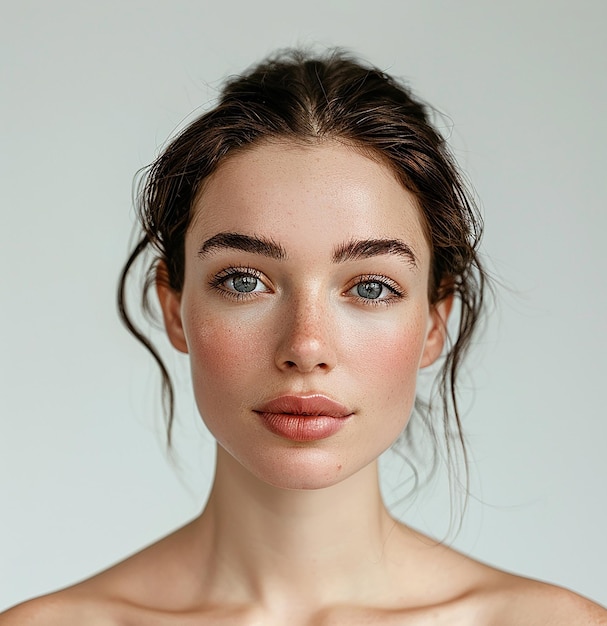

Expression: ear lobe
xmin=156 ymin=261 xmax=189 ymax=354
xmin=419 ymin=295 xmax=453 ymax=369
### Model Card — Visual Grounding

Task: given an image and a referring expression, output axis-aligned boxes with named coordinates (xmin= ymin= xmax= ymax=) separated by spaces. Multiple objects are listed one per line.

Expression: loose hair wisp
xmin=118 ymin=49 xmax=487 ymax=510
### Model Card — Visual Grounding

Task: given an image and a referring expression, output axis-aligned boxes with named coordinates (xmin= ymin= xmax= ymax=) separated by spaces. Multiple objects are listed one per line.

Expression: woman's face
xmin=159 ymin=140 xmax=449 ymax=490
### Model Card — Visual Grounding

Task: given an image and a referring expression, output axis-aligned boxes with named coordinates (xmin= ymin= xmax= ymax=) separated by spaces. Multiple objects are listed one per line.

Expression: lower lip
xmin=256 ymin=412 xmax=351 ymax=442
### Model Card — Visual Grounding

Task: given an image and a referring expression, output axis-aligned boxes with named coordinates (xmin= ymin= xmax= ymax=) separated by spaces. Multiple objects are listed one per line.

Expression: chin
xmin=237 ymin=445 xmax=374 ymax=491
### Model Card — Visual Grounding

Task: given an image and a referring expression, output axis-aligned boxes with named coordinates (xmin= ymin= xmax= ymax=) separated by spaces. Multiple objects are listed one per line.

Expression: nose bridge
xmin=275 ymin=283 xmax=336 ymax=373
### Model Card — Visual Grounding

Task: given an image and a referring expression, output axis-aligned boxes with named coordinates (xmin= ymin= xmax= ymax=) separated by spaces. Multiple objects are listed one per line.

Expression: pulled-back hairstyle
xmin=118 ymin=49 xmax=486 ymax=500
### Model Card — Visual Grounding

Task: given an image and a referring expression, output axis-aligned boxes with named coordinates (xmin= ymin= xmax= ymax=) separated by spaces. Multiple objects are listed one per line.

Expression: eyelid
xmin=345 ymin=274 xmax=404 ymax=294
xmin=209 ymin=265 xmax=263 ymax=284
xmin=209 ymin=267 xmax=405 ymax=305
xmin=344 ymin=274 xmax=405 ymax=305
xmin=208 ymin=265 xmax=273 ymax=297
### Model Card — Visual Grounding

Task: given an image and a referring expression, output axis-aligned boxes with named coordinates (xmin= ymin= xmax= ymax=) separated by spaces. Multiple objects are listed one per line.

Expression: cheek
xmin=348 ymin=313 xmax=428 ymax=434
xmin=375 ymin=328 xmax=423 ymax=373
xmin=349 ymin=313 xmax=427 ymax=387
xmin=183 ymin=311 xmax=263 ymax=416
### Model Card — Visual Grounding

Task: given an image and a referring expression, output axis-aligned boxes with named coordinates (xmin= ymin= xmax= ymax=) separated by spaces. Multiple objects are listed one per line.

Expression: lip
xmin=253 ymin=394 xmax=353 ymax=442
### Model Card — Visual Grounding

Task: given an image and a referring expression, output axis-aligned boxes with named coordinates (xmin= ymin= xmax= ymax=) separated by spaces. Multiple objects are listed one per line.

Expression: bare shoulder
xmin=481 ymin=576 xmax=607 ymax=625
xmin=0 ymin=519 xmax=200 ymax=625
xmin=405 ymin=531 xmax=606 ymax=624
xmin=0 ymin=592 xmax=115 ymax=626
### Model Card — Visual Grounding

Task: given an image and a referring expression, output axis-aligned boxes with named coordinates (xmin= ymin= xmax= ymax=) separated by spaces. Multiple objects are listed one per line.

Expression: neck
xmin=192 ymin=445 xmax=408 ymax=610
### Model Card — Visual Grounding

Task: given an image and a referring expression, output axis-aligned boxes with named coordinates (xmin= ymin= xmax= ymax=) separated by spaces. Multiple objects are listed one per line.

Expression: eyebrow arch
xmin=198 ymin=232 xmax=287 ymax=260
xmin=332 ymin=238 xmax=418 ymax=269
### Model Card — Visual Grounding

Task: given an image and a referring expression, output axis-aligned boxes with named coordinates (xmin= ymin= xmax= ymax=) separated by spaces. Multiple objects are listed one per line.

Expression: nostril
xmin=282 ymin=359 xmax=329 ymax=371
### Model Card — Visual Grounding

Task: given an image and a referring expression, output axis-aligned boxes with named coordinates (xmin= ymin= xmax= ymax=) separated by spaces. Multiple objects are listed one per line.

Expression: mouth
xmin=253 ymin=394 xmax=353 ymax=442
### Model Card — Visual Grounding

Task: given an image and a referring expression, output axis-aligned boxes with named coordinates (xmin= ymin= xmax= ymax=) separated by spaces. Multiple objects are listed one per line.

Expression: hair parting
xmin=117 ymin=48 xmax=488 ymax=515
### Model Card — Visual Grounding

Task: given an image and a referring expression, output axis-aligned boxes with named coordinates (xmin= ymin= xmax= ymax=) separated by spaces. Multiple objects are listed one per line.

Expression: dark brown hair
xmin=118 ymin=49 xmax=486 ymax=499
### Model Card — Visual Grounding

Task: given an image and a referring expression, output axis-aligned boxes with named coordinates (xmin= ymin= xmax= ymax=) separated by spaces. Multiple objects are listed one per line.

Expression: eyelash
xmin=208 ymin=266 xmax=269 ymax=301
xmin=208 ymin=267 xmax=405 ymax=306
xmin=345 ymin=274 xmax=405 ymax=307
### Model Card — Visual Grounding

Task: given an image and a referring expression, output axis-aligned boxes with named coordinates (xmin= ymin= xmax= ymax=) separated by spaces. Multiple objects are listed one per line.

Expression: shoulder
xmin=0 ymin=592 xmax=116 ymax=626
xmin=0 ymin=521 xmax=201 ymax=625
xmin=474 ymin=574 xmax=607 ymax=625
xmin=397 ymin=528 xmax=607 ymax=624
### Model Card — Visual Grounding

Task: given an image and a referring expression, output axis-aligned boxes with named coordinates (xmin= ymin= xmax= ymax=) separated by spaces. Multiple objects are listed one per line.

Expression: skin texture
xmin=166 ymin=139 xmax=448 ymax=492
xmin=2 ymin=141 xmax=605 ymax=625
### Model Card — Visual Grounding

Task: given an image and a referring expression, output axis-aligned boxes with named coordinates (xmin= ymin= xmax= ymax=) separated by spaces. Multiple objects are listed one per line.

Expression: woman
xmin=2 ymin=49 xmax=605 ymax=625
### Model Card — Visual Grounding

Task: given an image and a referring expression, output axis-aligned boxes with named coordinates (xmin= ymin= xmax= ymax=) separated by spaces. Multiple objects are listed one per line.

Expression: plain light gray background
xmin=1 ymin=0 xmax=605 ymax=610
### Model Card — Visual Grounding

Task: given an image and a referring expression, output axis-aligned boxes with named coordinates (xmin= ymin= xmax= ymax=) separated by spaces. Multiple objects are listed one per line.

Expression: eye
xmin=346 ymin=275 xmax=404 ymax=305
xmin=356 ymin=281 xmax=384 ymax=300
xmin=210 ymin=267 xmax=271 ymax=298
xmin=226 ymin=274 xmax=264 ymax=293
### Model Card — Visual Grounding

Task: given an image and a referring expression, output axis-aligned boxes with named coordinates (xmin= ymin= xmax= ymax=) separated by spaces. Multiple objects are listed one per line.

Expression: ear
xmin=419 ymin=294 xmax=453 ymax=368
xmin=156 ymin=261 xmax=189 ymax=354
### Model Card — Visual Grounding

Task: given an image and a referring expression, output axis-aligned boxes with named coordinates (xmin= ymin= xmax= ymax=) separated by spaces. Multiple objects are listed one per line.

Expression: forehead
xmin=189 ymin=140 xmax=430 ymax=264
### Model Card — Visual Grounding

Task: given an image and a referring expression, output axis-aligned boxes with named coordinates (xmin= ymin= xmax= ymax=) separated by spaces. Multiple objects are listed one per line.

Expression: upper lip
xmin=254 ymin=394 xmax=353 ymax=418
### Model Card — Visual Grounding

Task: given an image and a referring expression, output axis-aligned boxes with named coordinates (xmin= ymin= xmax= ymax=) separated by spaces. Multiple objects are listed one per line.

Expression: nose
xmin=274 ymin=292 xmax=337 ymax=374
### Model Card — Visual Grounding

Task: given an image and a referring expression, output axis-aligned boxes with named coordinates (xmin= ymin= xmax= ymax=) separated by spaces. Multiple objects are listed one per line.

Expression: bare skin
xmin=2 ymin=474 xmax=605 ymax=625
xmin=3 ymin=142 xmax=605 ymax=625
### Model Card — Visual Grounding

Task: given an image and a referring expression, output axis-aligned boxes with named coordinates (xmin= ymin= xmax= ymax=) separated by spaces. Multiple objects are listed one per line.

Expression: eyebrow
xmin=198 ymin=232 xmax=418 ymax=268
xmin=198 ymin=232 xmax=287 ymax=260
xmin=332 ymin=238 xmax=418 ymax=268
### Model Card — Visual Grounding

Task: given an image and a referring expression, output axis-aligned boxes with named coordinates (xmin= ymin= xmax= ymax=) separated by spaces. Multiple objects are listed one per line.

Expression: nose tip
xmin=276 ymin=338 xmax=335 ymax=373
xmin=280 ymin=344 xmax=332 ymax=373
xmin=274 ymin=303 xmax=337 ymax=374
